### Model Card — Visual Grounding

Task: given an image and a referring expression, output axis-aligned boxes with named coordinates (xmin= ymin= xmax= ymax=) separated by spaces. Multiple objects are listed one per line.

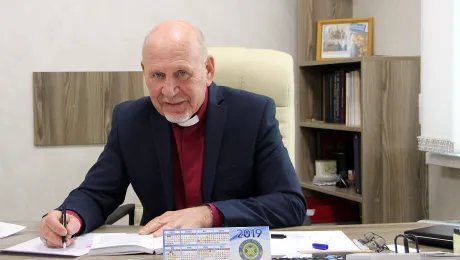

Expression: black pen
xmin=61 ymin=205 xmax=67 ymax=248
xmin=271 ymin=234 xmax=287 ymax=239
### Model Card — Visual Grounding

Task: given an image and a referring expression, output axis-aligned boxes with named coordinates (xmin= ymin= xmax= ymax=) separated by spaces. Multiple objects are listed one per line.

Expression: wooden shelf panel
xmin=299 ymin=58 xmax=362 ymax=67
xmin=300 ymin=121 xmax=362 ymax=132
xmin=299 ymin=56 xmax=421 ymax=67
xmin=300 ymin=181 xmax=363 ymax=203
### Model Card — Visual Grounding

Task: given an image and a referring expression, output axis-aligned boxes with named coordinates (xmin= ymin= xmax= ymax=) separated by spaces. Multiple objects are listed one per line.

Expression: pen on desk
xmin=312 ymin=243 xmax=329 ymax=250
xmin=61 ymin=205 xmax=67 ymax=249
xmin=271 ymin=234 xmax=287 ymax=239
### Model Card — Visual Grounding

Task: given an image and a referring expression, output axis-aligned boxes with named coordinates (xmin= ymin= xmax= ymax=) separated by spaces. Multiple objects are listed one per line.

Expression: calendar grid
xmin=163 ymin=228 xmax=231 ymax=259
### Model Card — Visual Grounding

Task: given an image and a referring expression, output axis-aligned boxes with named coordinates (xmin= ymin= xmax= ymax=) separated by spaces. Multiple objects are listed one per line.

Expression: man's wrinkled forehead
xmin=143 ymin=46 xmax=197 ymax=66
xmin=143 ymin=37 xmax=200 ymax=61
xmin=145 ymin=58 xmax=194 ymax=73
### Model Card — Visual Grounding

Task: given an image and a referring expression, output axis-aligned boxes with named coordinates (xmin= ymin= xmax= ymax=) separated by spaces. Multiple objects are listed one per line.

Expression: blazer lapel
xmin=149 ymin=108 xmax=174 ymax=211
xmin=202 ymin=84 xmax=227 ymax=203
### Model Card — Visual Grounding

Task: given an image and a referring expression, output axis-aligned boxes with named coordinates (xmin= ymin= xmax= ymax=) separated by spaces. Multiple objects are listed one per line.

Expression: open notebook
xmin=1 ymin=233 xmax=163 ymax=257
xmin=88 ymin=233 xmax=163 ymax=256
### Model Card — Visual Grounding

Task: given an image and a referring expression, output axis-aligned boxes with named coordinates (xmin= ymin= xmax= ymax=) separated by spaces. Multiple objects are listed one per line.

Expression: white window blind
xmin=418 ymin=0 xmax=460 ymax=159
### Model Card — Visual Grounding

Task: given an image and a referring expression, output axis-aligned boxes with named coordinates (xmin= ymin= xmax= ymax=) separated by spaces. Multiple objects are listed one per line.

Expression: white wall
xmin=0 ymin=0 xmax=298 ymax=222
xmin=353 ymin=0 xmax=421 ymax=56
xmin=354 ymin=0 xmax=460 ymax=220
xmin=428 ymin=165 xmax=460 ymax=220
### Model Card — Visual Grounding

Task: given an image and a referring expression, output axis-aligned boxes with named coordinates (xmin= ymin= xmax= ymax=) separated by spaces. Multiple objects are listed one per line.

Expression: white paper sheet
xmin=270 ymin=230 xmax=361 ymax=256
xmin=1 ymin=233 xmax=121 ymax=257
xmin=0 ymin=222 xmax=26 ymax=238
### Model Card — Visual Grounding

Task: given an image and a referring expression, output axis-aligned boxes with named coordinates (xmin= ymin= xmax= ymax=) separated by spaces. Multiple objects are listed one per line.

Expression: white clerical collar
xmin=177 ymin=115 xmax=199 ymax=127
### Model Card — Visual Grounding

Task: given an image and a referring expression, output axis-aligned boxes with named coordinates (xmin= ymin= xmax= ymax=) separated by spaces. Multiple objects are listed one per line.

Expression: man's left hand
xmin=138 ymin=205 xmax=213 ymax=237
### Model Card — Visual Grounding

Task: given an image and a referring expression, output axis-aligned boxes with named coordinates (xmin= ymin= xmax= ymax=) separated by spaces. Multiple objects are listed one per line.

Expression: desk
xmin=0 ymin=222 xmax=451 ymax=259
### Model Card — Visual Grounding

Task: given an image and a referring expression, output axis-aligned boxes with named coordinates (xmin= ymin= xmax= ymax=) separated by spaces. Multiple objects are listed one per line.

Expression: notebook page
xmin=153 ymin=236 xmax=164 ymax=253
xmin=1 ymin=233 xmax=109 ymax=257
xmin=93 ymin=234 xmax=143 ymax=247
xmin=91 ymin=234 xmax=157 ymax=251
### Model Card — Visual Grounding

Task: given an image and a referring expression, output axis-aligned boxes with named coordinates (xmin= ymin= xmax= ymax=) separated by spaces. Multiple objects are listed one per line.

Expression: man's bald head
xmin=142 ymin=20 xmax=207 ymax=62
xmin=140 ymin=20 xmax=215 ymax=124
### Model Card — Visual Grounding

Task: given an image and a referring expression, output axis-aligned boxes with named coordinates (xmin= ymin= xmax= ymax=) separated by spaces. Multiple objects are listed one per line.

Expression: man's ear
xmin=141 ymin=61 xmax=145 ymax=71
xmin=205 ymin=56 xmax=215 ymax=86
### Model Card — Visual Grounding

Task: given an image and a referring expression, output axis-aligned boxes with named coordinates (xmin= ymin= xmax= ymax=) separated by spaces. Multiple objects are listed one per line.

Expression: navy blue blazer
xmin=61 ymin=82 xmax=306 ymax=234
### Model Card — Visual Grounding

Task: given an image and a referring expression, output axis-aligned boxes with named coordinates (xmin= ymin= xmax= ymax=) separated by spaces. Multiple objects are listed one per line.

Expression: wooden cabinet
xmin=297 ymin=0 xmax=428 ymax=224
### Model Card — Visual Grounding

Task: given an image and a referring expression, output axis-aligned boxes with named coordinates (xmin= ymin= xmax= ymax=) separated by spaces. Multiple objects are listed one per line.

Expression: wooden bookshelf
xmin=297 ymin=0 xmax=428 ymax=224
xmin=300 ymin=181 xmax=362 ymax=203
xmin=300 ymin=58 xmax=362 ymax=67
xmin=300 ymin=120 xmax=362 ymax=132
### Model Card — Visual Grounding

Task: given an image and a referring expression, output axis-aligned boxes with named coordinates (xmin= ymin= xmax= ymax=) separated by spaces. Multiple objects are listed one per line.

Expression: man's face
xmin=141 ymin=40 xmax=214 ymax=123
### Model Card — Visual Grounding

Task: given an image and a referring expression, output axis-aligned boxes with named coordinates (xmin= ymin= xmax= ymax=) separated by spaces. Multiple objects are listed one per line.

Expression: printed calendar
xmin=163 ymin=226 xmax=271 ymax=260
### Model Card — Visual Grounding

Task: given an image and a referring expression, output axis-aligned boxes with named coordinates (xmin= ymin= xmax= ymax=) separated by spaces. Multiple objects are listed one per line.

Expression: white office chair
xmin=106 ymin=47 xmax=296 ymax=226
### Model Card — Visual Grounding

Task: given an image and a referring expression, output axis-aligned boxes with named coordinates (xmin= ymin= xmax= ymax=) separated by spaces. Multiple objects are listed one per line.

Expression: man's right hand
xmin=39 ymin=210 xmax=81 ymax=248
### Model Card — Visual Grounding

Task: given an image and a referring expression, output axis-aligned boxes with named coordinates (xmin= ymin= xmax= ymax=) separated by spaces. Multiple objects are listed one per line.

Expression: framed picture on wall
xmin=316 ymin=17 xmax=374 ymax=61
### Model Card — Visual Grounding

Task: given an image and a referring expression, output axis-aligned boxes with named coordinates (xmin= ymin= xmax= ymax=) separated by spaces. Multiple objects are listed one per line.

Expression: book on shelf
xmin=320 ymin=69 xmax=361 ymax=126
xmin=353 ymin=133 xmax=362 ymax=194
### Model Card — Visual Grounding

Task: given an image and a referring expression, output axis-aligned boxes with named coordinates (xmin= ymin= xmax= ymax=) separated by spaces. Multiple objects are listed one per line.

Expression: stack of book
xmin=320 ymin=69 xmax=361 ymax=126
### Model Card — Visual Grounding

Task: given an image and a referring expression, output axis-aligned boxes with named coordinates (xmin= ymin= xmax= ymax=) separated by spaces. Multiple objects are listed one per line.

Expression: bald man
xmin=39 ymin=20 xmax=306 ymax=248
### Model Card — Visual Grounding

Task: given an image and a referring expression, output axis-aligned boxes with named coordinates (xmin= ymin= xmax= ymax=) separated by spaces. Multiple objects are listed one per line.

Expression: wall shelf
xmin=300 ymin=58 xmax=362 ymax=67
xmin=300 ymin=121 xmax=362 ymax=132
xmin=300 ymin=182 xmax=363 ymax=203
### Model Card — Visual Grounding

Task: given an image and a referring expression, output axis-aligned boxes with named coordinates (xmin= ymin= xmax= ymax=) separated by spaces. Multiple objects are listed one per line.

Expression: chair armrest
xmin=303 ymin=216 xmax=311 ymax=226
xmin=105 ymin=203 xmax=135 ymax=225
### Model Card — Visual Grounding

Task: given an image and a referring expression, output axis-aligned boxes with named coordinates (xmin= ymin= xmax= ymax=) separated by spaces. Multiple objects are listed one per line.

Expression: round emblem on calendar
xmin=239 ymin=239 xmax=263 ymax=260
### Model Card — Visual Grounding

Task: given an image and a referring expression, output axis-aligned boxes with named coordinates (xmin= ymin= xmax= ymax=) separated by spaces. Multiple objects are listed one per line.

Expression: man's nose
xmin=161 ymin=77 xmax=179 ymax=97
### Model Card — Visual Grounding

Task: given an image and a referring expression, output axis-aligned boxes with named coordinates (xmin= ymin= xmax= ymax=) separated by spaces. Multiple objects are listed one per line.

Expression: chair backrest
xmin=135 ymin=47 xmax=296 ymax=225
